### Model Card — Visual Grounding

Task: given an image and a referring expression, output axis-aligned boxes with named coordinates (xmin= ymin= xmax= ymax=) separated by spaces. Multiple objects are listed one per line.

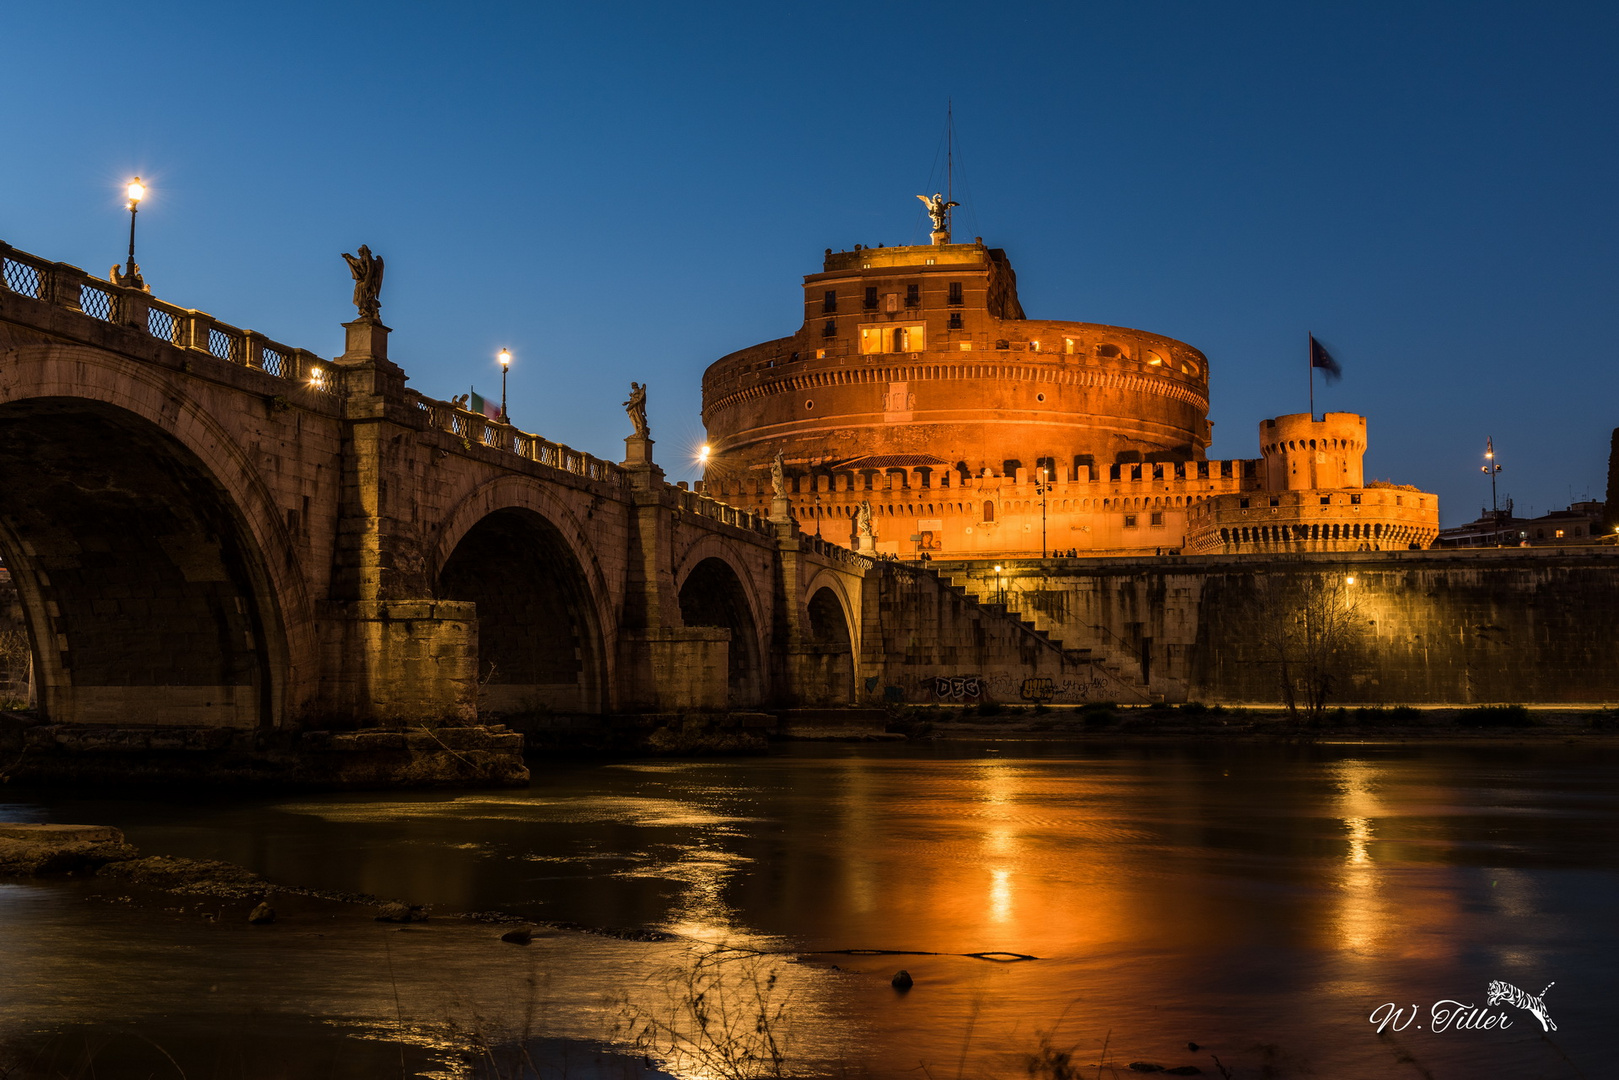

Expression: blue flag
xmin=1309 ymin=335 xmax=1342 ymax=382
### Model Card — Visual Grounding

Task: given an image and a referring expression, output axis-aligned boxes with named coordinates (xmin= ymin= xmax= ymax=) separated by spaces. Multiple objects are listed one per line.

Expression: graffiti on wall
xmin=924 ymin=671 xmax=1117 ymax=704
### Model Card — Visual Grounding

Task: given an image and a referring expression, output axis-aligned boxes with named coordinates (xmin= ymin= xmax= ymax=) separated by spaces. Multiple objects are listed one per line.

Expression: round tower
xmin=1260 ymin=413 xmax=1366 ymax=492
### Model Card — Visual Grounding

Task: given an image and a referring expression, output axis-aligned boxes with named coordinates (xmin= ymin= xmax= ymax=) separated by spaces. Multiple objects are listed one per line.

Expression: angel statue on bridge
xmin=771 ymin=450 xmax=786 ymax=497
xmin=856 ymin=499 xmax=875 ymax=538
xmin=341 ymin=245 xmax=385 ymax=321
xmin=624 ymin=382 xmax=649 ymax=439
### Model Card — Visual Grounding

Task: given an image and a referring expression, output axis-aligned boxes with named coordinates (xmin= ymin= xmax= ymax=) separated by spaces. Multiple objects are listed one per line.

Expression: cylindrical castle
xmin=700 ymin=241 xmax=1211 ymax=486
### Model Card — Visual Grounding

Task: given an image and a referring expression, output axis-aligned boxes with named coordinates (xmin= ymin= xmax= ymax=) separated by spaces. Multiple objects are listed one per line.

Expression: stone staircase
xmin=939 ymin=569 xmax=1156 ymax=703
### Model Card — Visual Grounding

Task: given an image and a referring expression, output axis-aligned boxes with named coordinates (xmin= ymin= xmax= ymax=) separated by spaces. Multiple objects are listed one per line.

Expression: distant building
xmin=1436 ymin=500 xmax=1607 ymax=548
xmin=698 ymin=204 xmax=1438 ymax=559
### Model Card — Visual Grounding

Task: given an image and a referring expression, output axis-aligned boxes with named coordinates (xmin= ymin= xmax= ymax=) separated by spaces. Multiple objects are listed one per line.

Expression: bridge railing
xmin=802 ymin=531 xmax=873 ymax=568
xmin=0 ymin=241 xmax=337 ymax=396
xmin=407 ymin=390 xmax=626 ymax=485
xmin=672 ymin=485 xmax=774 ymax=536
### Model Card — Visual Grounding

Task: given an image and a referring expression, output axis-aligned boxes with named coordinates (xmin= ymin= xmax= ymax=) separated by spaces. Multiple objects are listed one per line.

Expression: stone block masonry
xmin=948 ymin=548 xmax=1619 ymax=705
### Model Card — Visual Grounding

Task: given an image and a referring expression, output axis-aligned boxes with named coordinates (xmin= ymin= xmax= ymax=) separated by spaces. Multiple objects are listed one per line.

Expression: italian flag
xmin=469 ymin=390 xmax=504 ymax=420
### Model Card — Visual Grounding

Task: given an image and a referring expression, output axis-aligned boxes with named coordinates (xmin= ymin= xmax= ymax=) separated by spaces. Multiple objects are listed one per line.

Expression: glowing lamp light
xmin=698 ymin=443 xmax=711 ymax=464
xmin=1346 ymin=575 xmax=1357 ymax=585
xmin=309 ymin=366 xmax=325 ymax=387
xmin=126 ymin=178 xmax=145 ymax=205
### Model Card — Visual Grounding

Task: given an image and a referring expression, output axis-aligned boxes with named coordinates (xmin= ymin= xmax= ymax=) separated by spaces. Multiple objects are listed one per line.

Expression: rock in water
xmin=375 ymin=901 xmax=427 ymax=923
xmin=891 ymin=969 xmax=913 ymax=990
xmin=500 ymin=927 xmax=534 ymax=945
xmin=248 ymin=901 xmax=275 ymax=924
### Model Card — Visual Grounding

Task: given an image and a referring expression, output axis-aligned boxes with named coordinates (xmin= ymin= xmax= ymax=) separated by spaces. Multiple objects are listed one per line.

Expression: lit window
xmin=1556 ymin=529 xmax=1565 ymax=538
xmin=959 ymin=342 xmax=972 ymax=351
xmin=1124 ymin=514 xmax=1138 ymax=528
xmin=1147 ymin=351 xmax=1164 ymax=366
xmin=1031 ymin=340 xmax=1041 ymax=352
xmin=859 ymin=324 xmax=926 ymax=354
xmin=1064 ymin=338 xmax=1075 ymax=354
xmin=1350 ymin=493 xmax=1361 ymax=504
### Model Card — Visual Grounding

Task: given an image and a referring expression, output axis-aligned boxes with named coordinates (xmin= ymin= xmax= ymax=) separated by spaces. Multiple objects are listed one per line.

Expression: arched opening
xmin=803 ymin=586 xmax=854 ymax=705
xmin=438 ymin=508 xmax=605 ymax=715
xmin=0 ymin=401 xmax=280 ymax=729
xmin=678 ymin=557 xmax=763 ymax=707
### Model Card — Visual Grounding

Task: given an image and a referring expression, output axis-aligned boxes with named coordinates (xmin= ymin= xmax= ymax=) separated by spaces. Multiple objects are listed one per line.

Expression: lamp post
xmin=1481 ymin=436 xmax=1503 ymax=516
xmin=994 ymin=564 xmax=1003 ymax=606
xmin=1035 ymin=466 xmax=1052 ymax=558
xmin=497 ymin=349 xmax=512 ymax=423
xmin=121 ymin=177 xmax=145 ymax=288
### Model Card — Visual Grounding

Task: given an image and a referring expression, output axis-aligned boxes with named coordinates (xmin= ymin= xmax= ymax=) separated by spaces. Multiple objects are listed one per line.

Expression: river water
xmin=1 ymin=740 xmax=1614 ymax=1078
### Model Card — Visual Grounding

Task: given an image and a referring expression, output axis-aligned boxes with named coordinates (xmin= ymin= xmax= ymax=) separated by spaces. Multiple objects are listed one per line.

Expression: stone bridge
xmin=0 ymin=240 xmax=1086 ymax=733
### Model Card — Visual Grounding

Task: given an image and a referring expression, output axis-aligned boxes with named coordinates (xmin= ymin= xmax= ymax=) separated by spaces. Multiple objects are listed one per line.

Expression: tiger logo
xmin=1486 ymin=980 xmax=1557 ymax=1032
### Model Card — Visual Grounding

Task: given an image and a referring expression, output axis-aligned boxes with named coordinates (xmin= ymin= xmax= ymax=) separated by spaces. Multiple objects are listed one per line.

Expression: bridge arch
xmin=431 ymin=478 xmax=616 ymax=715
xmin=802 ymin=567 xmax=859 ymax=705
xmin=0 ymin=344 xmax=307 ymax=729
xmin=674 ymin=539 xmax=769 ymax=707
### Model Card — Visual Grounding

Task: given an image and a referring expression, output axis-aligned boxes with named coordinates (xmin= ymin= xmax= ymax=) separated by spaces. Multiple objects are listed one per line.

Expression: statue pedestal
xmin=856 ymin=535 xmax=876 ymax=554
xmin=339 ymin=319 xmax=391 ymax=362
xmin=769 ymin=495 xmax=793 ymax=526
xmin=622 ymin=434 xmax=654 ymax=467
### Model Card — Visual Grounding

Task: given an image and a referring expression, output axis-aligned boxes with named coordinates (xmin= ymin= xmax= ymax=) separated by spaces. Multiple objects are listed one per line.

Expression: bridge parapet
xmin=0 ymin=240 xmax=334 ymax=392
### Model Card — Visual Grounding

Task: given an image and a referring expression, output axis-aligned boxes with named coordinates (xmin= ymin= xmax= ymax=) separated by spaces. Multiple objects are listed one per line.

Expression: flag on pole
xmin=1309 ymin=335 xmax=1342 ymax=382
xmin=469 ymin=389 xmax=503 ymax=420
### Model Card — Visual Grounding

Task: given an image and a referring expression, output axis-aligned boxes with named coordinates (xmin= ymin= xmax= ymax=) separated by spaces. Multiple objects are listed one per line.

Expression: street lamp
xmin=1481 ymin=436 xmax=1503 ymax=517
xmin=994 ymin=564 xmax=1004 ymax=606
xmin=118 ymin=177 xmax=146 ymax=290
xmin=497 ymin=349 xmax=512 ymax=423
xmin=1034 ymin=466 xmax=1053 ymax=558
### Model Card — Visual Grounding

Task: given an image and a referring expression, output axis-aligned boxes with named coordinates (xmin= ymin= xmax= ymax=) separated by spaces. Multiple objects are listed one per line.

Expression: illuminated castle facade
xmin=698 ymin=212 xmax=1438 ymax=559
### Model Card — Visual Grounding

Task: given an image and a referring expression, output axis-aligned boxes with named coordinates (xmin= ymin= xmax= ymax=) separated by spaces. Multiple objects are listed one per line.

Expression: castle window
xmin=1150 ymin=511 xmax=1164 ymax=528
xmin=1065 ymin=338 xmax=1075 ymax=354
xmin=859 ymin=323 xmax=925 ymax=354
xmin=1239 ymin=498 xmax=1250 ymax=508
xmin=995 ymin=340 xmax=1010 ymax=350
xmin=1270 ymin=496 xmax=1280 ymax=507
xmin=1319 ymin=495 xmax=1331 ymax=505
xmin=948 ymin=282 xmax=963 ymax=305
xmin=905 ymin=284 xmax=920 ymax=308
xmin=1350 ymin=493 xmax=1361 ymax=504
xmin=1097 ymin=343 xmax=1125 ymax=359
xmin=1124 ymin=514 xmax=1138 ymax=529
xmin=822 ymin=290 xmax=837 ymax=313
xmin=864 ymin=287 xmax=878 ymax=310
xmin=983 ymin=501 xmax=995 ymax=523
xmin=948 ymin=312 xmax=962 ymax=329
xmin=822 ymin=319 xmax=836 ymax=338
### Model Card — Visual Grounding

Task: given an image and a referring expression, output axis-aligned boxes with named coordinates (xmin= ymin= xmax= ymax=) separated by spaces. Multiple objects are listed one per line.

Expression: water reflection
xmin=1 ymin=743 xmax=1614 ymax=1079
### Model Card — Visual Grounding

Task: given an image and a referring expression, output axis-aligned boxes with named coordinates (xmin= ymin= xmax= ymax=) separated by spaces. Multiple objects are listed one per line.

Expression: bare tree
xmin=1251 ymin=573 xmax=1364 ymax=724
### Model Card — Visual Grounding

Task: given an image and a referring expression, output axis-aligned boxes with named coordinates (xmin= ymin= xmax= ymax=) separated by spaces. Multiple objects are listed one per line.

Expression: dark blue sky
xmin=4 ymin=2 xmax=1614 ymax=525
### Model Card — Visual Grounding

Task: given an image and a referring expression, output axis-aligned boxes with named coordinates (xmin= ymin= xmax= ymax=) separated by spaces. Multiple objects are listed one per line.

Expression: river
xmin=1 ymin=740 xmax=1613 ymax=1078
